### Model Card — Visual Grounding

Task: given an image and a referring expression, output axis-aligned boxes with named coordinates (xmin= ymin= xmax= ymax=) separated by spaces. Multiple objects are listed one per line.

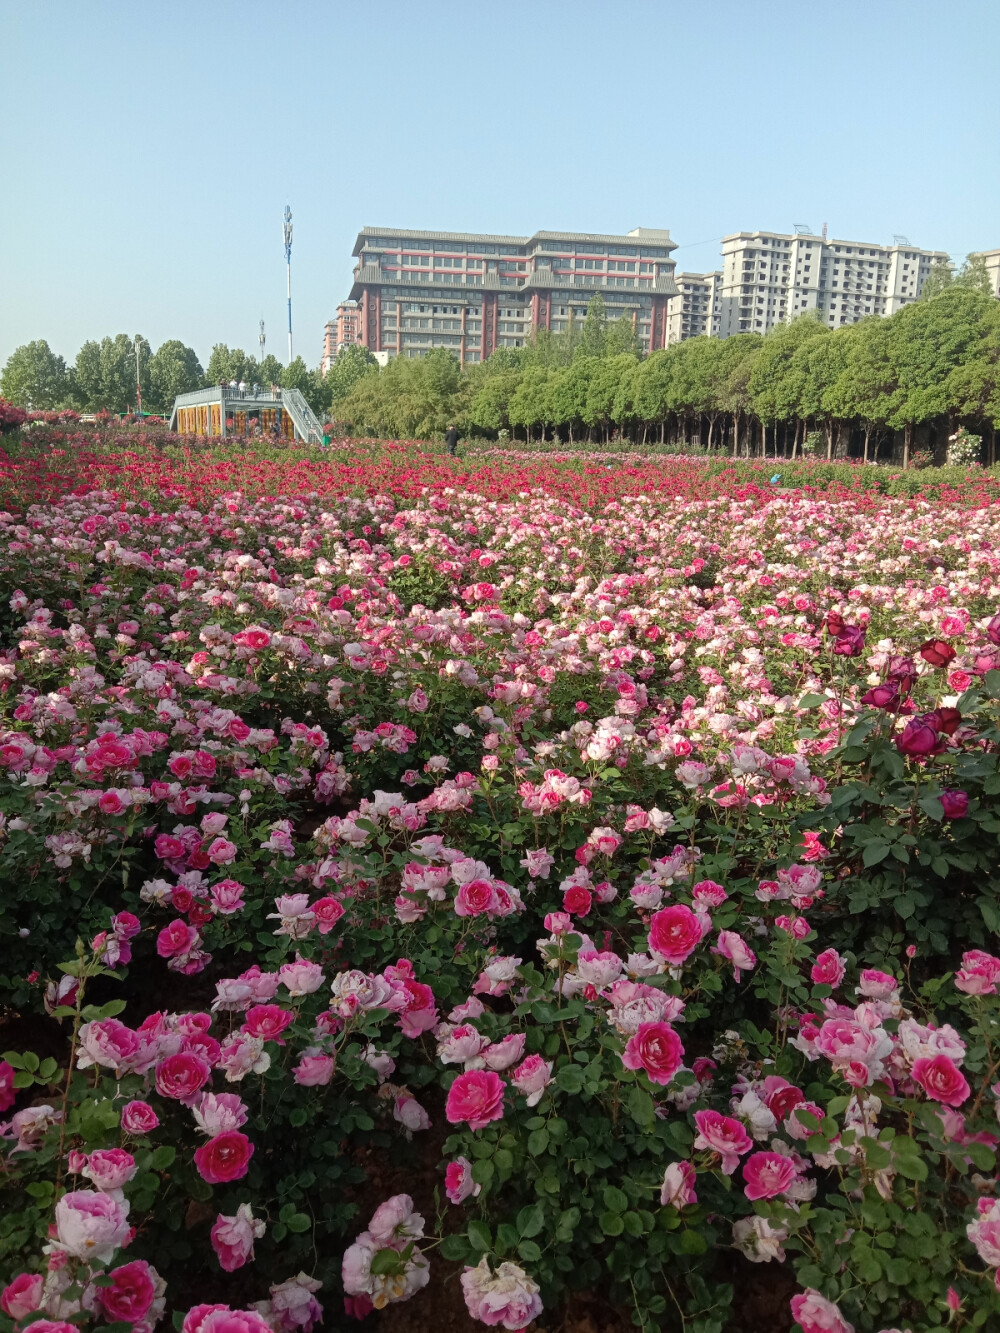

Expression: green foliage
xmin=74 ymin=335 xmax=151 ymax=413
xmin=0 ymin=340 xmax=71 ymax=409
xmin=324 ymin=344 xmax=378 ymax=406
xmin=146 ymin=340 xmax=204 ymax=414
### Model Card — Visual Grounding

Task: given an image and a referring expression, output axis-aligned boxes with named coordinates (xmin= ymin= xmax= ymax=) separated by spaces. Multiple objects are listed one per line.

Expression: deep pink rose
xmin=940 ymin=789 xmax=969 ymax=819
xmin=742 ymin=1150 xmax=798 ymax=1200
xmin=810 ymin=949 xmax=846 ymax=988
xmin=621 ymin=1022 xmax=684 ymax=1085
xmin=97 ymin=1261 xmax=156 ymax=1323
xmin=155 ymin=1051 xmax=212 ymax=1102
xmin=648 ymin=904 xmax=704 ymax=964
xmin=912 ymin=1055 xmax=970 ymax=1107
xmin=243 ymin=1004 xmax=293 ymax=1042
xmin=0 ymin=1060 xmax=14 ymax=1112
xmin=789 ymin=1289 xmax=854 ymax=1333
xmin=692 ymin=1109 xmax=753 ymax=1174
xmin=193 ymin=1131 xmax=254 ymax=1184
xmin=156 ymin=919 xmax=199 ymax=959
xmin=562 ymin=885 xmax=592 ymax=917
xmin=182 ymin=1307 xmax=273 ymax=1333
xmin=445 ymin=1070 xmax=506 ymax=1131
xmin=311 ymin=895 xmax=345 ymax=933
xmin=896 ymin=716 xmax=942 ymax=758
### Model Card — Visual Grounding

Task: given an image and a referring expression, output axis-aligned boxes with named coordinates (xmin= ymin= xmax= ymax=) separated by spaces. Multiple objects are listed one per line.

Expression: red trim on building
xmin=649 ymin=295 xmax=667 ymax=351
xmin=481 ymin=293 xmax=498 ymax=360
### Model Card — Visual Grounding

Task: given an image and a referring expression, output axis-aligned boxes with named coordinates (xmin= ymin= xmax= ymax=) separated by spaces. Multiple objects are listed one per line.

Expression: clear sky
xmin=2 ymin=0 xmax=998 ymax=371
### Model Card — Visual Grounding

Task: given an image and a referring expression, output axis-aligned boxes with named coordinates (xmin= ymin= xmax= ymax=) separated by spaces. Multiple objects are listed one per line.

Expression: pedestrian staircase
xmin=281 ymin=388 xmax=324 ymax=444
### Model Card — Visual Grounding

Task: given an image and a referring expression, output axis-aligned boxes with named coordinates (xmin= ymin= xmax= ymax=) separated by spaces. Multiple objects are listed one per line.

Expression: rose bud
xmin=919 ymin=639 xmax=956 ymax=668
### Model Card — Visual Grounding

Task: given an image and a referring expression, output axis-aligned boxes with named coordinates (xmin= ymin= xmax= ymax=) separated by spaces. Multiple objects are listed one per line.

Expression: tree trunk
xmin=903 ymin=422 xmax=913 ymax=469
xmin=863 ymin=424 xmax=871 ymax=464
xmin=707 ymin=417 xmax=715 ymax=451
xmin=825 ymin=420 xmax=833 ymax=461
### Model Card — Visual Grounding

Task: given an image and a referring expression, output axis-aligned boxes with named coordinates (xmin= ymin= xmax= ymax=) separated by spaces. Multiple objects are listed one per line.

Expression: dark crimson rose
xmin=925 ymin=707 xmax=962 ymax=736
xmin=824 ymin=610 xmax=845 ymax=637
xmin=861 ymin=684 xmax=902 ymax=711
xmin=987 ymin=613 xmax=1000 ymax=646
xmin=940 ymin=789 xmax=969 ymax=819
xmin=832 ymin=625 xmax=865 ymax=657
xmin=919 ymin=639 xmax=956 ymax=668
xmin=896 ymin=717 xmax=942 ymax=758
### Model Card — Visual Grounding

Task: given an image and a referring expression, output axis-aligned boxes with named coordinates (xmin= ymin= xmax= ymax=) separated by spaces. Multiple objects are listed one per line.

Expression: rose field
xmin=5 ymin=433 xmax=1000 ymax=1333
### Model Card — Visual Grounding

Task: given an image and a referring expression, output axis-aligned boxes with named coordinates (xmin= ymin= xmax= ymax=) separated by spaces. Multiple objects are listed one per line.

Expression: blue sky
xmin=2 ymin=0 xmax=998 ymax=370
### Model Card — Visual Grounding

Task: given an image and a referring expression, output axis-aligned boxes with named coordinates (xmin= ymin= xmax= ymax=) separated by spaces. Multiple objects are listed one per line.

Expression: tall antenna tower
xmin=259 ymin=319 xmax=266 ymax=362
xmin=283 ymin=205 xmax=293 ymax=364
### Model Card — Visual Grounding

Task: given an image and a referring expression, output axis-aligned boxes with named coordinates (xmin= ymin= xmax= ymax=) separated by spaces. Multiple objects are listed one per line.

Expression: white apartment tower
xmin=981 ymin=250 xmax=1000 ymax=299
xmin=666 ymin=272 xmax=722 ymax=343
xmin=716 ymin=231 xmax=949 ymax=337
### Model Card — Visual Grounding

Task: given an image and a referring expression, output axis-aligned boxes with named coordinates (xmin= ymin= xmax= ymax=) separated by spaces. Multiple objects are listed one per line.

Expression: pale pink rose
xmin=279 ymin=957 xmax=325 ymax=996
xmin=206 ymin=837 xmax=238 ymax=866
xmin=789 ymin=1289 xmax=854 ymax=1333
xmin=482 ymin=1034 xmax=526 ymax=1071
xmin=968 ymin=1197 xmax=1000 ymax=1267
xmin=857 ymin=969 xmax=898 ymax=1001
xmin=520 ymin=848 xmax=554 ymax=879
xmin=81 ymin=1148 xmax=137 ymax=1193
xmin=216 ymin=1033 xmax=271 ymax=1082
xmin=55 ymin=1190 xmax=131 ymax=1263
xmin=192 ymin=1092 xmax=249 ymax=1137
xmin=446 ymin=1070 xmax=505 ymax=1130
xmin=445 ymin=1157 xmax=481 ymax=1204
xmin=692 ymin=1110 xmax=753 ymax=1175
xmin=742 ymin=1150 xmax=799 ymax=1200
xmin=266 ymin=1273 xmax=323 ymax=1332
xmin=437 ymin=1023 xmax=488 ymax=1066
xmin=210 ymin=1204 xmax=265 ymax=1272
xmin=209 ymin=879 xmax=246 ymax=915
xmin=659 ymin=1161 xmax=697 ymax=1207
xmin=182 ymin=1306 xmax=273 ymax=1333
xmin=461 ymin=1257 xmax=543 ymax=1330
xmin=733 ymin=1216 xmax=787 ymax=1263
xmin=393 ymin=1094 xmax=431 ymax=1132
xmin=368 ymin=1195 xmax=425 ymax=1244
xmin=576 ymin=949 xmax=624 ymax=990
xmin=955 ymin=949 xmax=1000 ymax=996
xmin=294 ymin=1053 xmax=335 ymax=1086
xmin=713 ymin=930 xmax=757 ymax=981
xmin=76 ymin=1019 xmax=140 ymax=1073
xmin=511 ymin=1054 xmax=553 ymax=1107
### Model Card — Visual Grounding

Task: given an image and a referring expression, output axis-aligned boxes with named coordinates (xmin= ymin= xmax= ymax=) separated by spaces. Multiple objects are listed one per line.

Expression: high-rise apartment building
xmin=716 ymin=231 xmax=948 ymax=337
xmin=665 ymin=272 xmax=722 ymax=343
xmin=347 ymin=226 xmax=679 ymax=363
xmin=321 ymin=301 xmax=362 ymax=373
xmin=982 ymin=250 xmax=1000 ymax=299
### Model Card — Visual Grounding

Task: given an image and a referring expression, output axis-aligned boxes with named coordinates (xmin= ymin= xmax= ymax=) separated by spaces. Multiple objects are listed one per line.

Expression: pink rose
xmin=156 ymin=919 xmax=199 ymax=959
xmin=713 ymin=930 xmax=757 ymax=981
xmin=193 ymin=1131 xmax=254 ymax=1184
xmin=82 ymin=1148 xmax=137 ymax=1193
xmin=511 ymin=1054 xmax=553 ymax=1107
xmin=182 ymin=1307 xmax=273 ymax=1333
xmin=54 ymin=1190 xmax=131 ymax=1263
xmin=210 ymin=879 xmax=246 ymax=915
xmin=76 ymin=1018 xmax=140 ymax=1072
xmin=621 ymin=1022 xmax=684 ymax=1086
xmin=789 ymin=1290 xmax=854 ymax=1333
xmin=311 ymin=896 xmax=345 ymax=933
xmin=22 ymin=1323 xmax=79 ymax=1333
xmin=454 ymin=879 xmax=496 ymax=917
xmin=210 ymin=1204 xmax=265 ymax=1272
xmin=660 ymin=1161 xmax=697 ymax=1207
xmin=0 ymin=1060 xmax=15 ymax=1112
xmin=912 ymin=1055 xmax=970 ymax=1107
xmin=648 ymin=904 xmax=704 ymax=965
xmin=461 ymin=1257 xmax=542 ymax=1330
xmin=243 ymin=1004 xmax=293 ymax=1042
xmin=294 ymin=1054 xmax=335 ymax=1086
xmin=810 ymin=949 xmax=846 ymax=988
xmin=1 ymin=1273 xmax=44 ymax=1320
xmin=742 ymin=1150 xmax=798 ymax=1200
xmin=482 ymin=1034 xmax=526 ymax=1072
xmin=955 ymin=950 xmax=1000 ymax=996
xmin=692 ymin=1109 xmax=753 ymax=1175
xmin=562 ymin=885 xmax=593 ymax=917
xmin=192 ymin=1092 xmax=248 ymax=1137
xmin=445 ymin=1070 xmax=506 ymax=1131
xmin=445 ymin=1157 xmax=481 ymax=1204
xmin=97 ymin=1261 xmax=157 ymax=1324
xmin=206 ymin=837 xmax=238 ymax=865
xmin=155 ymin=1051 xmax=212 ymax=1102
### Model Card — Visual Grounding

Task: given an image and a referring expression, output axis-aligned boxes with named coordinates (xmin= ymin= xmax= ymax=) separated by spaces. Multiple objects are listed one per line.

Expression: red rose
xmin=154 ymin=1052 xmax=211 ymax=1102
xmin=562 ymin=886 xmax=592 ymax=917
xmin=912 ymin=1055 xmax=970 ymax=1107
xmin=919 ymin=639 xmax=956 ymax=668
xmin=193 ymin=1131 xmax=254 ymax=1183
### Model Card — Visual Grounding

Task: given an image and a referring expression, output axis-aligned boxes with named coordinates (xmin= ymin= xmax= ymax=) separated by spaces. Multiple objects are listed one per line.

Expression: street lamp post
xmin=134 ymin=335 xmax=142 ymax=415
xmin=283 ymin=206 xmax=293 ymax=365
xmin=259 ymin=319 xmax=266 ymax=364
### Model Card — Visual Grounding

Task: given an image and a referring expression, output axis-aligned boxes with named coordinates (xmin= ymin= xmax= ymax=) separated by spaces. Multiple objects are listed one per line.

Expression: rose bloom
xmin=294 ymin=1052 xmax=335 ymax=1086
xmin=460 ymin=1257 xmax=543 ymax=1331
xmin=76 ymin=1018 xmax=140 ymax=1073
xmin=621 ymin=1022 xmax=684 ymax=1086
xmin=660 ymin=1161 xmax=697 ymax=1207
xmin=445 ymin=1070 xmax=506 ymax=1131
xmin=713 ymin=930 xmax=757 ymax=981
xmin=511 ymin=1054 xmax=553 ymax=1107
xmin=911 ymin=1055 xmax=970 ymax=1107
xmin=210 ymin=1204 xmax=265 ymax=1272
xmin=692 ymin=1109 xmax=753 ymax=1175
xmin=81 ymin=1148 xmax=137 ymax=1193
xmin=648 ymin=904 xmax=704 ymax=965
xmin=119 ymin=1100 xmax=159 ymax=1135
xmin=789 ymin=1289 xmax=855 ymax=1333
xmin=955 ymin=949 xmax=1000 ymax=996
xmin=1 ymin=1272 xmax=44 ymax=1319
xmin=193 ymin=1092 xmax=248 ymax=1138
xmin=97 ymin=1261 xmax=158 ymax=1324
xmin=54 ymin=1190 xmax=131 ymax=1263
xmin=311 ymin=896 xmax=345 ymax=933
xmin=243 ymin=1004 xmax=294 ymax=1042
xmin=206 ymin=837 xmax=238 ymax=866
xmin=155 ymin=1051 xmax=212 ymax=1102
xmin=445 ymin=1157 xmax=481 ymax=1205
xmin=193 ymin=1131 xmax=254 ymax=1184
xmin=562 ymin=885 xmax=592 ymax=917
xmin=810 ymin=949 xmax=846 ymax=988
xmin=182 ymin=1307 xmax=274 ymax=1333
xmin=940 ymin=788 xmax=969 ymax=820
xmin=742 ymin=1150 xmax=798 ymax=1201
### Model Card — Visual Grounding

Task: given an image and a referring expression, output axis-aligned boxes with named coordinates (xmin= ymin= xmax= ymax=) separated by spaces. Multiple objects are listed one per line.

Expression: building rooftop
xmin=353 ymin=226 xmax=676 ymax=255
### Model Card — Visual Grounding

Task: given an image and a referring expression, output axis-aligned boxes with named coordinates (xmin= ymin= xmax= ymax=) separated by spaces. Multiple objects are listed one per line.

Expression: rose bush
xmin=2 ymin=437 xmax=1000 ymax=1332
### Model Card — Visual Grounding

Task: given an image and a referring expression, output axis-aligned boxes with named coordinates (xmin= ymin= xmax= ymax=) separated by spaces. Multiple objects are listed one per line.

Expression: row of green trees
xmin=333 ymin=285 xmax=1000 ymax=463
xmin=0 ymin=336 xmax=378 ymax=419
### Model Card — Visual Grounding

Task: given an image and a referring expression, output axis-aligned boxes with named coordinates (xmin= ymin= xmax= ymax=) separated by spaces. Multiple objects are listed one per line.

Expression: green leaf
xmin=440 ymin=1234 xmax=469 ymax=1261
xmin=798 ymin=693 xmax=827 ymax=709
xmin=527 ymin=1128 xmax=549 ymax=1156
xmin=862 ymin=840 xmax=890 ymax=866
xmin=555 ymin=1063 xmax=584 ymax=1094
xmin=516 ymin=1204 xmax=544 ymax=1238
xmin=627 ymin=1086 xmax=655 ymax=1126
xmin=150 ymin=1146 xmax=176 ymax=1170
xmin=467 ymin=1220 xmax=492 ymax=1254
xmin=919 ymin=794 xmax=944 ymax=821
xmin=517 ymin=1239 xmax=542 ymax=1262
xmin=599 ymin=1211 xmax=624 ymax=1236
xmin=602 ymin=1186 xmax=628 ymax=1214
xmin=285 ymin=1213 xmax=311 ymax=1234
